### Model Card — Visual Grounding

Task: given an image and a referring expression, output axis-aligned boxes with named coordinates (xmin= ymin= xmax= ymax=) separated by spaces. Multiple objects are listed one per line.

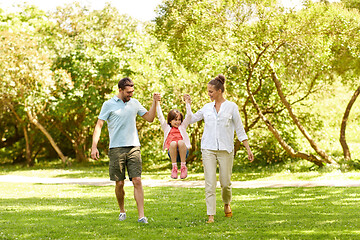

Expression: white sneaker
xmin=118 ymin=212 xmax=126 ymax=221
xmin=137 ymin=217 xmax=148 ymax=223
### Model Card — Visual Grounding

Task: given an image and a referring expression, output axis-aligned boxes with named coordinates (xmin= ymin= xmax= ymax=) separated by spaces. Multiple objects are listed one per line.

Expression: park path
xmin=1 ymin=175 xmax=360 ymax=188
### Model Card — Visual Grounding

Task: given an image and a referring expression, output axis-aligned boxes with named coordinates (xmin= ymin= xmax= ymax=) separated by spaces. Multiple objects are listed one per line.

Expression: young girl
xmin=156 ymin=95 xmax=192 ymax=179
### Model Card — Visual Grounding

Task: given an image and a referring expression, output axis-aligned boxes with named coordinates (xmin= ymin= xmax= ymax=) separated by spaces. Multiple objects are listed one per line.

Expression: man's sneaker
xmin=118 ymin=212 xmax=126 ymax=221
xmin=171 ymin=166 xmax=178 ymax=179
xmin=180 ymin=165 xmax=188 ymax=179
xmin=138 ymin=217 xmax=148 ymax=224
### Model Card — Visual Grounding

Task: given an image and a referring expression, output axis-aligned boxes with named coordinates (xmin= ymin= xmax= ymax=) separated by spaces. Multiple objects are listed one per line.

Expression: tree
xmin=44 ymin=3 xmax=139 ymax=162
xmin=331 ymin=2 xmax=360 ymax=161
xmin=342 ymin=0 xmax=360 ymax=10
xmin=155 ymin=0 xmax=359 ymax=165
xmin=0 ymin=28 xmax=67 ymax=165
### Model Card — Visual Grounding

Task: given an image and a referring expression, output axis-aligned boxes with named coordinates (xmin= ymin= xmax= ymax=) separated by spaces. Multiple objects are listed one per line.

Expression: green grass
xmin=2 ymin=162 xmax=360 ymax=182
xmin=2 ymin=182 xmax=360 ymax=239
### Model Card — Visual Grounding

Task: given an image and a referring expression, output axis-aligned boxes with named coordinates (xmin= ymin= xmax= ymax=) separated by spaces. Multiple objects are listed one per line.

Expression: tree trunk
xmin=50 ymin=120 xmax=89 ymax=163
xmin=340 ymin=85 xmax=360 ymax=161
xmin=26 ymin=110 xmax=68 ymax=164
xmin=6 ymin=102 xmax=33 ymax=166
xmin=246 ymin=78 xmax=325 ymax=166
xmin=187 ymin=122 xmax=202 ymax=163
xmin=74 ymin=138 xmax=87 ymax=162
xmin=23 ymin=125 xmax=33 ymax=166
xmin=234 ymin=139 xmax=242 ymax=157
xmin=269 ymin=66 xmax=336 ymax=165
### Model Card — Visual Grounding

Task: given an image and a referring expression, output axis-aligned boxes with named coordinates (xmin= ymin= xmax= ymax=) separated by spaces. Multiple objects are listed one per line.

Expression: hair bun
xmin=215 ymin=74 xmax=225 ymax=84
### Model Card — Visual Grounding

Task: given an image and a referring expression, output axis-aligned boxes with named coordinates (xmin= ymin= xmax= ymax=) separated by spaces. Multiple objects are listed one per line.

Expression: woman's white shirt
xmin=189 ymin=100 xmax=248 ymax=153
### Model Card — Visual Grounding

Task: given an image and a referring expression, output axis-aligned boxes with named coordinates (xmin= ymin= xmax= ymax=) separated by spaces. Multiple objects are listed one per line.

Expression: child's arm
xmin=156 ymin=101 xmax=168 ymax=131
xmin=182 ymin=94 xmax=193 ymax=127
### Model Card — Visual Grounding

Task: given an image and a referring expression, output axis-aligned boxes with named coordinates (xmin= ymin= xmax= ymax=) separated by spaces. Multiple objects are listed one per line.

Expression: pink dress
xmin=164 ymin=127 xmax=183 ymax=149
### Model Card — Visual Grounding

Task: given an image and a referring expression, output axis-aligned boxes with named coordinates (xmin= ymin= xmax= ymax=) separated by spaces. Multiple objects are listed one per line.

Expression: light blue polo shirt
xmin=98 ymin=96 xmax=148 ymax=148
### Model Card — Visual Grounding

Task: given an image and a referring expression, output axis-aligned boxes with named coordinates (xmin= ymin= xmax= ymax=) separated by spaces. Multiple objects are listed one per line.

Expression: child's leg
xmin=178 ymin=140 xmax=187 ymax=163
xmin=168 ymin=141 xmax=178 ymax=163
xmin=178 ymin=140 xmax=188 ymax=179
xmin=169 ymin=141 xmax=179 ymax=179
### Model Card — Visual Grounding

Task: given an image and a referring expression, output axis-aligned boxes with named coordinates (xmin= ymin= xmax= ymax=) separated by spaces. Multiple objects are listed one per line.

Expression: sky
xmin=0 ymin=0 xmax=163 ymax=22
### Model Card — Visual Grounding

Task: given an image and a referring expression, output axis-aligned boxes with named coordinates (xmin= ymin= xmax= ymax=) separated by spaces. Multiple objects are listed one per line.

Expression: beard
xmin=122 ymin=96 xmax=131 ymax=102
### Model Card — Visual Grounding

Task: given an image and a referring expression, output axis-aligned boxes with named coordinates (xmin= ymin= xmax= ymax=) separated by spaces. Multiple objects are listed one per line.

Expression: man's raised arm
xmin=142 ymin=93 xmax=161 ymax=123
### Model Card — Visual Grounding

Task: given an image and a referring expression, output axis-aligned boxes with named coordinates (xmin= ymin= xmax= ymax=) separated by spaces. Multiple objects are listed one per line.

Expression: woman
xmin=189 ymin=74 xmax=254 ymax=223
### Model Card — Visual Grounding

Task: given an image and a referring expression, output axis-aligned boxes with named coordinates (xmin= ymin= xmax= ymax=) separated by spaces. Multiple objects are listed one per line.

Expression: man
xmin=91 ymin=77 xmax=160 ymax=224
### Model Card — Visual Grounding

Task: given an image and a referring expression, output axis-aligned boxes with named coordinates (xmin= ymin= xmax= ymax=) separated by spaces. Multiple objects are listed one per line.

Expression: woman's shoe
xmin=225 ymin=212 xmax=233 ymax=217
xmin=225 ymin=205 xmax=233 ymax=217
xmin=207 ymin=215 xmax=214 ymax=223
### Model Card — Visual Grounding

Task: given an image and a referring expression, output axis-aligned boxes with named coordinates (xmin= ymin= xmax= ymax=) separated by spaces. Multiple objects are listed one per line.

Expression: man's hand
xmin=143 ymin=93 xmax=161 ymax=122
xmin=153 ymin=93 xmax=161 ymax=102
xmin=91 ymin=147 xmax=100 ymax=160
xmin=90 ymin=119 xmax=104 ymax=160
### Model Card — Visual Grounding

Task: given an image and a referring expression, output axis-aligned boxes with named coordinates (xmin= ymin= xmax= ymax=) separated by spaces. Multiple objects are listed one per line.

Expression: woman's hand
xmin=153 ymin=92 xmax=161 ymax=102
xmin=183 ymin=94 xmax=191 ymax=104
xmin=247 ymin=149 xmax=254 ymax=162
xmin=242 ymin=140 xmax=254 ymax=162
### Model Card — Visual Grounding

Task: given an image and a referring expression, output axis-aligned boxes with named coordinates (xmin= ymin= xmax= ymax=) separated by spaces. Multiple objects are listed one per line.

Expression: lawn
xmin=3 ymin=162 xmax=360 ymax=182
xmin=1 ymin=181 xmax=360 ymax=239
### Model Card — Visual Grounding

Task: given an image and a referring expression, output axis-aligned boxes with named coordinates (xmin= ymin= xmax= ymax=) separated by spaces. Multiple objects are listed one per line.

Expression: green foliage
xmin=44 ymin=3 xmax=139 ymax=161
xmin=0 ymin=6 xmax=57 ymax=165
xmin=154 ymin=0 xmax=360 ymax=164
xmin=345 ymin=158 xmax=360 ymax=170
xmin=1 ymin=1 xmax=360 ymax=168
xmin=342 ymin=0 xmax=360 ymax=11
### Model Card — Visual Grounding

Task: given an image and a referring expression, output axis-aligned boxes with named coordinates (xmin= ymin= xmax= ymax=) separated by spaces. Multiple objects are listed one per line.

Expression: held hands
xmin=153 ymin=93 xmax=161 ymax=102
xmin=183 ymin=94 xmax=191 ymax=104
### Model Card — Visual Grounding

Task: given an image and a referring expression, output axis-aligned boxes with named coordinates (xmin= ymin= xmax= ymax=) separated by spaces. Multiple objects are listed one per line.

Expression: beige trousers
xmin=201 ymin=149 xmax=234 ymax=216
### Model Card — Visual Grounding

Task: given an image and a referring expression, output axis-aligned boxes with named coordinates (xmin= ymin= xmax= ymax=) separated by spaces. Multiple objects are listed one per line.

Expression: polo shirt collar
xmin=112 ymin=95 xmax=119 ymax=101
xmin=113 ymin=95 xmax=131 ymax=104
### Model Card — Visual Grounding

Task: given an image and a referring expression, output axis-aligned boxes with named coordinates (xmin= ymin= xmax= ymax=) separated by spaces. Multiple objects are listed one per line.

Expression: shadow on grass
xmin=231 ymin=167 xmax=277 ymax=181
xmin=2 ymin=183 xmax=360 ymax=239
xmin=54 ymin=170 xmax=107 ymax=179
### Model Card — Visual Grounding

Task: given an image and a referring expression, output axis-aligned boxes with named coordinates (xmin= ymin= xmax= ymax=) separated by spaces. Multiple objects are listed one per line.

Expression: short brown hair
xmin=167 ymin=109 xmax=183 ymax=125
xmin=118 ymin=77 xmax=134 ymax=90
xmin=208 ymin=74 xmax=226 ymax=92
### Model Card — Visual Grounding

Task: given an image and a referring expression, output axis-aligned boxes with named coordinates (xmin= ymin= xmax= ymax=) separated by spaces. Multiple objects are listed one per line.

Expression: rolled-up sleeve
xmin=182 ymin=103 xmax=193 ymax=128
xmin=232 ymin=104 xmax=248 ymax=142
xmin=156 ymin=103 xmax=168 ymax=131
xmin=190 ymin=107 xmax=204 ymax=124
